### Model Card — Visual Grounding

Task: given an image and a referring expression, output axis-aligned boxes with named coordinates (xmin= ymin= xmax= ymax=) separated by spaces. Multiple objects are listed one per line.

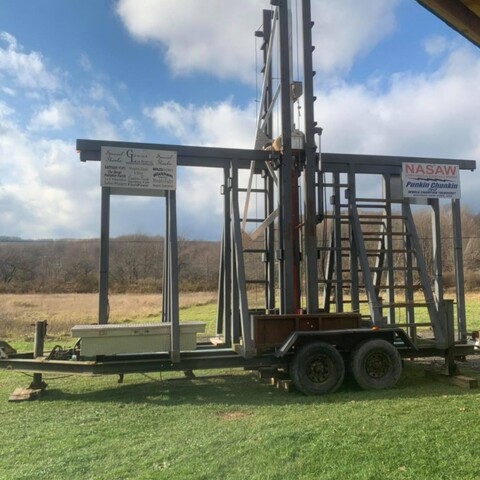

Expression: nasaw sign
xmin=101 ymin=147 xmax=177 ymax=193
xmin=402 ymin=162 xmax=460 ymax=199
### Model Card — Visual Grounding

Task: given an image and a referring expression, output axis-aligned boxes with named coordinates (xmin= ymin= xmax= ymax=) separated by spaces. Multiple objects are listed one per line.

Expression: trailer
xmin=1 ymin=0 xmax=478 ymax=397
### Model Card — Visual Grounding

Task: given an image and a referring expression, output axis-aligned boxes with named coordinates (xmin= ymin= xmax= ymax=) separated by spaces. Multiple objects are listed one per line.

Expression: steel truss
xmin=1 ymin=0 xmax=478 ymax=387
xmin=75 ymin=0 xmax=476 ymax=360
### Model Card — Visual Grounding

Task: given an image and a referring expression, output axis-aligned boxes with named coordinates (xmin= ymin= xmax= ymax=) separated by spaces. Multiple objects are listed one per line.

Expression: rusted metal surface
xmin=253 ymin=313 xmax=362 ymax=352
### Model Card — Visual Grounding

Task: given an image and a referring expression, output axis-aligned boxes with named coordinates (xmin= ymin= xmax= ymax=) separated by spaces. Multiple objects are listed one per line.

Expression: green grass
xmin=179 ymin=302 xmax=218 ymax=335
xmin=1 ymin=362 xmax=480 ymax=479
xmin=2 ymin=296 xmax=480 ymax=479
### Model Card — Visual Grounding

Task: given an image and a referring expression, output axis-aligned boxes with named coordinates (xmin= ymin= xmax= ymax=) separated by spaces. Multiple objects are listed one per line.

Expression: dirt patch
xmin=217 ymin=411 xmax=252 ymax=421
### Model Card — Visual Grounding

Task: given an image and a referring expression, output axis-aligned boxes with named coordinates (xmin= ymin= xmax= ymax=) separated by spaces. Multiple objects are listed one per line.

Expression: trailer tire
xmin=291 ymin=342 xmax=345 ymax=395
xmin=351 ymin=339 xmax=402 ymax=390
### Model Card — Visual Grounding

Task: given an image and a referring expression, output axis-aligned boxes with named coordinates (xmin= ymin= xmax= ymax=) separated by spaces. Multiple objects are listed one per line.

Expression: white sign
xmin=101 ymin=146 xmax=177 ymax=192
xmin=402 ymin=162 xmax=460 ymax=199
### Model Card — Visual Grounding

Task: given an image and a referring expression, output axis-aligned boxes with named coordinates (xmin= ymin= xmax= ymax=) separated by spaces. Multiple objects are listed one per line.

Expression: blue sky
xmin=1 ymin=0 xmax=479 ymax=240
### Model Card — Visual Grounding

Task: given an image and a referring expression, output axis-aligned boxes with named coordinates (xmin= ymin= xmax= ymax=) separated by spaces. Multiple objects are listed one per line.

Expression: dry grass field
xmin=1 ymin=291 xmax=479 ymax=341
xmin=0 ymin=292 xmax=217 ymax=339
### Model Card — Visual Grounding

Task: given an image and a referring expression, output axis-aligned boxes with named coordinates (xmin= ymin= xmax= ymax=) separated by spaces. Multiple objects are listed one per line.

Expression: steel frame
xmin=2 ymin=0 xmax=476 ymax=381
xmin=317 ymin=154 xmax=475 ymax=348
xmin=74 ymin=0 xmax=477 ymax=361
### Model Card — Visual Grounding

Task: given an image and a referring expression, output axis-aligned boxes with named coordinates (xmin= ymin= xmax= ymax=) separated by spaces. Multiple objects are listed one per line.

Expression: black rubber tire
xmin=350 ymin=339 xmax=402 ymax=390
xmin=291 ymin=342 xmax=345 ymax=395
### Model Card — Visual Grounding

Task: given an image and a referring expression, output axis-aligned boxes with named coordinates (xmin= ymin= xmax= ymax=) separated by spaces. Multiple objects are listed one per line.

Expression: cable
xmin=255 ymin=28 xmax=259 ymax=123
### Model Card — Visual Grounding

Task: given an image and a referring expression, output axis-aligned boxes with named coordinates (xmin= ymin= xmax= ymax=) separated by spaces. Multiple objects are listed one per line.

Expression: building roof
xmin=417 ymin=0 xmax=480 ymax=47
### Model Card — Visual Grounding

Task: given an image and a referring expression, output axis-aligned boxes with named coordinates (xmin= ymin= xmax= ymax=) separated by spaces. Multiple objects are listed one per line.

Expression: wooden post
xmin=30 ymin=321 xmax=47 ymax=390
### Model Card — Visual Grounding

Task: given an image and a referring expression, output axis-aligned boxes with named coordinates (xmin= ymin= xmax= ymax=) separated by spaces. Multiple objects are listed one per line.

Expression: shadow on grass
xmin=39 ymin=361 xmax=480 ymax=407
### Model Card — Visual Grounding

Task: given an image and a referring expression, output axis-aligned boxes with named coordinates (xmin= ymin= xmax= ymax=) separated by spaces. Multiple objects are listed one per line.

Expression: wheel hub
xmin=365 ymin=351 xmax=390 ymax=378
xmin=306 ymin=354 xmax=332 ymax=383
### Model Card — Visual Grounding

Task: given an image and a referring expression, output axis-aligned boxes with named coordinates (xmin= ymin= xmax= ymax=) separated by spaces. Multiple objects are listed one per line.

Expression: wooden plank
xmin=275 ymin=378 xmax=294 ymax=393
xmin=425 ymin=369 xmax=478 ymax=389
xmin=257 ymin=368 xmax=279 ymax=379
xmin=8 ymin=388 xmax=43 ymax=402
xmin=417 ymin=0 xmax=480 ymax=47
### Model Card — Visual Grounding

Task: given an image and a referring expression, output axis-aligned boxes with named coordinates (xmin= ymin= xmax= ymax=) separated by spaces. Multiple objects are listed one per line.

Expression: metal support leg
xmin=452 ymin=199 xmax=467 ymax=342
xmin=167 ymin=191 xmax=180 ymax=363
xmin=443 ymin=300 xmax=458 ymax=375
xmin=99 ymin=187 xmax=110 ymax=324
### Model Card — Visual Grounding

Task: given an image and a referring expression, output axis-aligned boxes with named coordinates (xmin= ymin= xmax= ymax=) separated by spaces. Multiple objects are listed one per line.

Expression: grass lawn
xmin=1 ymin=293 xmax=480 ymax=479
xmin=1 ymin=361 xmax=480 ymax=480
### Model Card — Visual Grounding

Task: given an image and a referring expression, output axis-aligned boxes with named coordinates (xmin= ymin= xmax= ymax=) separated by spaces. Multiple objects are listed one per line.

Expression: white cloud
xmin=312 ymin=0 xmax=400 ymax=73
xmin=79 ymin=106 xmax=119 ymax=140
xmin=1 ymin=86 xmax=15 ymax=96
xmin=144 ymin=100 xmax=256 ymax=147
xmin=116 ymin=0 xmax=263 ymax=83
xmin=317 ymin=47 xmax=480 ymax=156
xmin=88 ymin=81 xmax=120 ymax=109
xmin=424 ymin=35 xmax=450 ymax=56
xmin=0 ymin=31 xmax=60 ymax=90
xmin=29 ymin=100 xmax=75 ymax=131
xmin=316 ymin=45 xmax=480 ymax=201
xmin=78 ymin=52 xmax=92 ymax=71
xmin=116 ymin=0 xmax=401 ymax=83
xmin=0 ymin=107 xmax=100 ymax=238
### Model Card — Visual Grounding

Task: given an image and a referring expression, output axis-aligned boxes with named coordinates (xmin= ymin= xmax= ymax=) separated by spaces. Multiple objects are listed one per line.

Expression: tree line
xmin=0 ymin=236 xmax=220 ymax=293
xmin=0 ymin=206 xmax=479 ymax=294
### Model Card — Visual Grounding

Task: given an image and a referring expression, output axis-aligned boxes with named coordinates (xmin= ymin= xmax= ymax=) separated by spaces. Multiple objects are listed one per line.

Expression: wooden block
xmin=425 ymin=370 xmax=478 ymax=389
xmin=450 ymin=375 xmax=478 ymax=389
xmin=8 ymin=388 xmax=43 ymax=402
xmin=276 ymin=379 xmax=294 ymax=393
xmin=257 ymin=368 xmax=279 ymax=379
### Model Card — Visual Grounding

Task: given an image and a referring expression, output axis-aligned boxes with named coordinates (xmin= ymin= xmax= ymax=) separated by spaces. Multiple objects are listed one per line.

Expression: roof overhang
xmin=416 ymin=0 xmax=480 ymax=47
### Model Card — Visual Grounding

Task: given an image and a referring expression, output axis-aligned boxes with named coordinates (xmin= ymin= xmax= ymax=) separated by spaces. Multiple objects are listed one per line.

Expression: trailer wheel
xmin=291 ymin=342 xmax=345 ymax=395
xmin=351 ymin=339 xmax=402 ymax=390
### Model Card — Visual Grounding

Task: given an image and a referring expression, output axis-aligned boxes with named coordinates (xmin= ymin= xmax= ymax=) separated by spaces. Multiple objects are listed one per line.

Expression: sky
xmin=0 ymin=0 xmax=479 ymax=241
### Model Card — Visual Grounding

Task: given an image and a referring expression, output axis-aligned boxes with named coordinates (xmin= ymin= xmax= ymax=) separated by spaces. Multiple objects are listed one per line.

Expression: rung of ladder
xmin=318 ymin=182 xmax=349 ymax=188
xmin=243 ymin=249 xmax=267 ymax=253
xmin=361 ymin=232 xmax=411 ymax=237
xmin=365 ymin=249 xmax=415 ymax=254
xmin=238 ymin=188 xmax=266 ymax=193
xmin=359 ymin=214 xmax=406 ymax=220
xmin=245 ymin=280 xmax=268 ymax=285
xmin=339 ymin=204 xmax=390 ymax=209
xmin=358 ymin=301 xmax=432 ymax=308
xmin=370 ymin=266 xmax=420 ymax=271
xmin=239 ymin=218 xmax=265 ymax=223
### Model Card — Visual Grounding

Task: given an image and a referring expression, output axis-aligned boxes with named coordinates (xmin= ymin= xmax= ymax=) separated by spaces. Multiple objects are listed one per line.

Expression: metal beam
xmin=302 ymin=0 xmax=319 ymax=313
xmin=321 ymin=152 xmax=476 ymax=173
xmin=98 ymin=187 xmax=110 ymax=324
xmin=77 ymin=139 xmax=271 ymax=169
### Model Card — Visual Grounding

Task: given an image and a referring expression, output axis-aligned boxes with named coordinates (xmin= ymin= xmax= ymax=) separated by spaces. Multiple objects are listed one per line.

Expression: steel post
xmin=99 ymin=187 xmax=110 ymax=324
xmin=452 ymin=198 xmax=467 ymax=341
xmin=167 ymin=191 xmax=180 ymax=362
xmin=223 ymin=168 xmax=232 ymax=345
xmin=301 ymin=0 xmax=319 ymax=313
xmin=274 ymin=0 xmax=297 ymax=314
xmin=443 ymin=299 xmax=458 ymax=375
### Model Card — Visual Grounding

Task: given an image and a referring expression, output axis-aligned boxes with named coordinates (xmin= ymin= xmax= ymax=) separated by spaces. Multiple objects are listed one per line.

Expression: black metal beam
xmin=321 ymin=152 xmax=476 ymax=173
xmin=0 ymin=353 xmax=287 ymax=375
xmin=77 ymin=139 xmax=272 ymax=169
